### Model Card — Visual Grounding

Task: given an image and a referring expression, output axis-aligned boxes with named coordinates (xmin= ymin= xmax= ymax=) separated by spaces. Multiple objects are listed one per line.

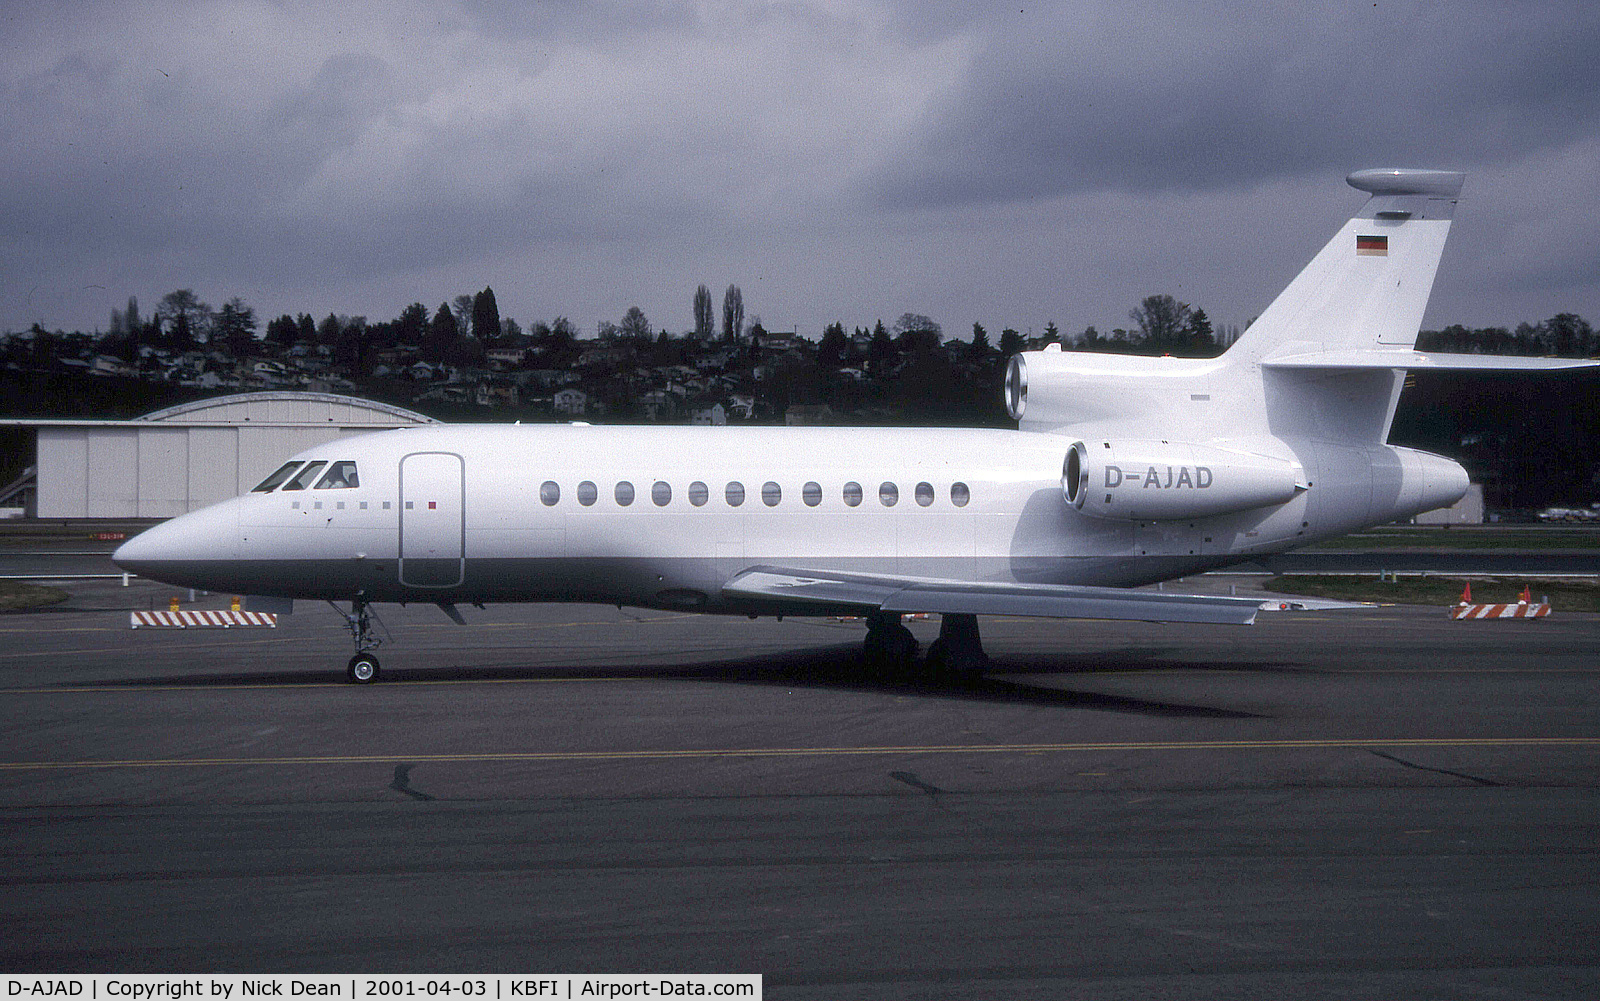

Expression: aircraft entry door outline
xmin=399 ymin=451 xmax=465 ymax=587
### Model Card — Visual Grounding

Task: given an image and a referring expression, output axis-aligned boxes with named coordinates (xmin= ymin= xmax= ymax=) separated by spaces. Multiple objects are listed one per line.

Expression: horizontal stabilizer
xmin=723 ymin=566 xmax=1260 ymax=625
xmin=1262 ymin=350 xmax=1600 ymax=372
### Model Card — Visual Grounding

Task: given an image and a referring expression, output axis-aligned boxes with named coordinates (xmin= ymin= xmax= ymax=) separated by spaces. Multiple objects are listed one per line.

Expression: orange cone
xmin=1459 ymin=581 xmax=1471 ymax=605
xmin=1519 ymin=585 xmax=1532 ymax=604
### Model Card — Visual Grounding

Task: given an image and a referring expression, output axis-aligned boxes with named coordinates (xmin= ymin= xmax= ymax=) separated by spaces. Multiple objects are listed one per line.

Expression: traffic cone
xmin=1519 ymin=585 xmax=1532 ymax=605
xmin=1458 ymin=581 xmax=1471 ymax=605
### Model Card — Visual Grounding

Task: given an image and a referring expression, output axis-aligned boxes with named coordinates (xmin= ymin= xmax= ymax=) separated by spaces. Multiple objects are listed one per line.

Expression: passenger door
xmin=399 ymin=452 xmax=464 ymax=587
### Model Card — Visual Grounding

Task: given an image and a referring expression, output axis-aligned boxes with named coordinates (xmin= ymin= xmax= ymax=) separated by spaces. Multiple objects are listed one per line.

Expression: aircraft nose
xmin=113 ymin=498 xmax=242 ymax=586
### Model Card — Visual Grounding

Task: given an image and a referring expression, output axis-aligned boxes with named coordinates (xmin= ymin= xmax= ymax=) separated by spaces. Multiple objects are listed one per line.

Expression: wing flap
xmin=723 ymin=566 xmax=1260 ymax=625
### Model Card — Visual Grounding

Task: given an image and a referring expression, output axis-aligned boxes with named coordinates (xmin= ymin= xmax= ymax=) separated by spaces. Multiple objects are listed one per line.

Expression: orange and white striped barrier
xmin=131 ymin=610 xmax=278 ymax=629
xmin=1449 ymin=583 xmax=1550 ymax=620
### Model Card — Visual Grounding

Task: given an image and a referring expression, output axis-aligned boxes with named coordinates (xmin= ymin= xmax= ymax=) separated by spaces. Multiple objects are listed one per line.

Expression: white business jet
xmin=114 ymin=169 xmax=1597 ymax=682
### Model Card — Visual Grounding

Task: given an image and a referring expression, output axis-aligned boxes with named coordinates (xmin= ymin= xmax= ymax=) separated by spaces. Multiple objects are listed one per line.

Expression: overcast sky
xmin=4 ymin=0 xmax=1598 ymax=341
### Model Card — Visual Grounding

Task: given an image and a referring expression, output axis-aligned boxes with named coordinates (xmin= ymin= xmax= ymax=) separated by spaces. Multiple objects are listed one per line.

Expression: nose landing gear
xmin=332 ymin=597 xmax=384 ymax=683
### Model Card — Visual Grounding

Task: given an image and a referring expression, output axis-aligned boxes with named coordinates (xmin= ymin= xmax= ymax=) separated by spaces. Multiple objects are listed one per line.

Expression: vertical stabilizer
xmin=1230 ymin=169 xmax=1464 ymax=362
xmin=1227 ymin=169 xmax=1464 ymax=443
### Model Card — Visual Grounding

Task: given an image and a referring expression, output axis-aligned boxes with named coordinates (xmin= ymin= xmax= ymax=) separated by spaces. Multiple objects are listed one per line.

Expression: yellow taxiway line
xmin=0 ymin=737 xmax=1593 ymax=772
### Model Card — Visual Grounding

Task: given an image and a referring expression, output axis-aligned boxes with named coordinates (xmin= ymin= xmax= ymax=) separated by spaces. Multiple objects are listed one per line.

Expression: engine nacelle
xmin=1063 ymin=439 xmax=1304 ymax=521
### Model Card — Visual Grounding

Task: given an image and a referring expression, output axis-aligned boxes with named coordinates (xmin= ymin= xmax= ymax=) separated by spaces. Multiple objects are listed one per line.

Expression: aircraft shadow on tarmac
xmin=88 ymin=643 xmax=1267 ymax=719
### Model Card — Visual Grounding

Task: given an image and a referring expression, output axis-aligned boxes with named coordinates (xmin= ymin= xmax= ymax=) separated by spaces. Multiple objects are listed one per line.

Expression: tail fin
xmin=1230 ymin=169 xmax=1464 ymax=362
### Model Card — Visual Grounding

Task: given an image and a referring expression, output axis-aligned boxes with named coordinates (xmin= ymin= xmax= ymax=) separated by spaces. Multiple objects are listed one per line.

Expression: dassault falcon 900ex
xmin=114 ymin=169 xmax=1598 ymax=682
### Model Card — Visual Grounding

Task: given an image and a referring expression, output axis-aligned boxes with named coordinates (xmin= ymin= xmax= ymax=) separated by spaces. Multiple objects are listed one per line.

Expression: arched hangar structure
xmin=5 ymin=392 xmax=436 ymax=519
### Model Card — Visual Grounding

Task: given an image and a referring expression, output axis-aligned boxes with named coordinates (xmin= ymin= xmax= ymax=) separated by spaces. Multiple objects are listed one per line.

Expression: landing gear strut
xmin=332 ymin=597 xmax=383 ymax=684
xmin=925 ymin=613 xmax=990 ymax=678
xmin=862 ymin=610 xmax=919 ymax=674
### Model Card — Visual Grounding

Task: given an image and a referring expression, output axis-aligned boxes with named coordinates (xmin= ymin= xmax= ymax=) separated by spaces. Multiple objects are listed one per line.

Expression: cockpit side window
xmin=314 ymin=461 xmax=360 ymax=489
xmin=252 ymin=461 xmax=303 ymax=493
xmin=281 ymin=461 xmax=327 ymax=491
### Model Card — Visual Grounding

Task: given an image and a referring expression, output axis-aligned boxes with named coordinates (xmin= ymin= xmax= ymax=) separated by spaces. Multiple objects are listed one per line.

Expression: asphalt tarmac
xmin=1 ymin=577 xmax=1596 ymax=999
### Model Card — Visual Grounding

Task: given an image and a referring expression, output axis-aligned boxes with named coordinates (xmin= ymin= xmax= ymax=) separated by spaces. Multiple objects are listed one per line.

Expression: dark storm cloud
xmin=0 ymin=1 xmax=1595 ymax=335
xmin=866 ymin=2 xmax=1600 ymax=206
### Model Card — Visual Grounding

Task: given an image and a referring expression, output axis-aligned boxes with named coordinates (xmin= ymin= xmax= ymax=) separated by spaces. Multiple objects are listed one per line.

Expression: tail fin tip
xmin=1347 ymin=168 xmax=1465 ymax=199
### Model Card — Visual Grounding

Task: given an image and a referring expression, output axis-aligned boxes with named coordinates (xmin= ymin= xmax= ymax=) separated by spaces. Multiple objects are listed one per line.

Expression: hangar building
xmin=1 ymin=392 xmax=436 ymax=519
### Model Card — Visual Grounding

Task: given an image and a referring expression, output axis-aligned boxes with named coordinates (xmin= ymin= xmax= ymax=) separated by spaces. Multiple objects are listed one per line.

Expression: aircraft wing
xmin=722 ymin=565 xmax=1261 ymax=625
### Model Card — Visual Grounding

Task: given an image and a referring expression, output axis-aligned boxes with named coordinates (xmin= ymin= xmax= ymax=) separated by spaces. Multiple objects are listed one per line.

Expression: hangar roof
xmin=137 ymin=391 xmax=436 ymax=425
xmin=1 ymin=391 xmax=438 ymax=428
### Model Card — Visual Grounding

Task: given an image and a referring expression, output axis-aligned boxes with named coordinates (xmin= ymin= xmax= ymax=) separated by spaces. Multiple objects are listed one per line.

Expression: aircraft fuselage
xmin=113 ymin=421 xmax=1465 ymax=614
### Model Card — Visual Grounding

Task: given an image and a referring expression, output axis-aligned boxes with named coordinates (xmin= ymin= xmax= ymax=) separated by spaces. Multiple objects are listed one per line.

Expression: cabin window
xmin=842 ymin=481 xmax=863 ymax=507
xmin=688 ymin=481 xmax=709 ymax=507
xmin=540 ymin=481 xmax=560 ymax=506
xmin=725 ymin=481 xmax=745 ymax=507
xmin=652 ymin=481 xmax=672 ymax=506
xmin=802 ymin=481 xmax=822 ymax=507
xmin=915 ymin=481 xmax=934 ymax=507
xmin=761 ymin=481 xmax=781 ymax=507
xmin=252 ymin=461 xmax=302 ymax=493
xmin=951 ymin=482 xmax=970 ymax=507
xmin=577 ymin=481 xmax=598 ymax=506
xmin=314 ymin=461 xmax=360 ymax=489
xmin=615 ymin=481 xmax=635 ymax=506
xmin=282 ymin=461 xmax=327 ymax=491
xmin=879 ymin=481 xmax=898 ymax=507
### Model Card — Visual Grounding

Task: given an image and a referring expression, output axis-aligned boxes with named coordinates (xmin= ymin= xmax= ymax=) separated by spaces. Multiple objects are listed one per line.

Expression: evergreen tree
xmin=968 ymin=322 xmax=991 ymax=363
xmin=471 ymin=287 xmax=501 ymax=345
xmin=423 ymin=303 xmax=458 ymax=363
xmin=818 ymin=321 xmax=848 ymax=368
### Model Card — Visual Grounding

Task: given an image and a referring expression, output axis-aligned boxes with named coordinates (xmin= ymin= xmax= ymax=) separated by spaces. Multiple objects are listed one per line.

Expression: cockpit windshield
xmin=314 ymin=461 xmax=360 ymax=489
xmin=281 ymin=461 xmax=327 ymax=491
xmin=251 ymin=461 xmax=303 ymax=493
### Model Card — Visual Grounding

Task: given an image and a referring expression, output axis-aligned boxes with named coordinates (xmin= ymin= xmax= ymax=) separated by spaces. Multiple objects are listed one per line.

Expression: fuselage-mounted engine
xmin=1063 ymin=439 xmax=1305 ymax=521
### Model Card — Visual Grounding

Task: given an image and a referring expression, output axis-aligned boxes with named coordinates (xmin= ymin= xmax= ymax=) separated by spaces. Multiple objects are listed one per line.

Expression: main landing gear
xmin=862 ymin=611 xmax=990 ymax=679
xmin=925 ymin=613 xmax=990 ymax=676
xmin=333 ymin=597 xmax=383 ymax=684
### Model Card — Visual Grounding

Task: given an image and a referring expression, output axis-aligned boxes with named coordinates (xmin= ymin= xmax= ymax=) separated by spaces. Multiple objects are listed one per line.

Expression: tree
xmin=266 ymin=314 xmax=299 ymax=348
xmin=1042 ymin=321 xmax=1060 ymax=346
xmin=620 ymin=306 xmax=652 ymax=340
xmin=396 ymin=303 xmax=430 ymax=346
xmin=721 ymin=285 xmax=744 ymax=343
xmin=694 ymin=284 xmax=714 ymax=340
xmin=1130 ymin=294 xmax=1192 ymax=348
xmin=1184 ymin=307 xmax=1215 ymax=351
xmin=818 ymin=321 xmax=848 ymax=368
xmin=214 ymin=298 xmax=258 ymax=356
xmin=893 ymin=313 xmax=941 ymax=355
xmin=452 ymin=295 xmax=474 ymax=337
xmin=1542 ymin=313 xmax=1594 ymax=357
xmin=471 ymin=287 xmax=501 ymax=345
xmin=156 ymin=289 xmax=211 ymax=348
xmin=867 ymin=319 xmax=896 ymax=378
xmin=296 ymin=313 xmax=317 ymax=344
xmin=998 ymin=328 xmax=1024 ymax=359
xmin=968 ymin=322 xmax=991 ymax=363
xmin=317 ymin=313 xmax=342 ymax=346
xmin=422 ymin=302 xmax=458 ymax=362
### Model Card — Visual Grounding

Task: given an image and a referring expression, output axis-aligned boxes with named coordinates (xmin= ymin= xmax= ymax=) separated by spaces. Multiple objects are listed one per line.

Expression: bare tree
xmin=156 ymin=289 xmax=211 ymax=348
xmin=1129 ymin=294 xmax=1192 ymax=346
xmin=721 ymin=285 xmax=743 ymax=343
xmin=452 ymin=294 xmax=475 ymax=338
xmin=620 ymin=306 xmax=652 ymax=340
